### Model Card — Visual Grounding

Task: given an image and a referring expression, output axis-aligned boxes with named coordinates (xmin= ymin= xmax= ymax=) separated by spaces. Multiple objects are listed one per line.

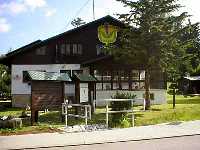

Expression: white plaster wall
xmin=11 ymin=64 xmax=80 ymax=95
xmin=96 ymin=89 xmax=166 ymax=106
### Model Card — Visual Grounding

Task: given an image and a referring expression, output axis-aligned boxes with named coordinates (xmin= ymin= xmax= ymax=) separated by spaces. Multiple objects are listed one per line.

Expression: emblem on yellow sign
xmin=98 ymin=24 xmax=118 ymax=45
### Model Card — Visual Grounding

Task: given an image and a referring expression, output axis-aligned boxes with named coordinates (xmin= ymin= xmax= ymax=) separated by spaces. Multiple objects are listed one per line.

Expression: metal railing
xmin=103 ymin=98 xmax=146 ymax=127
xmin=62 ymin=102 xmax=91 ymax=127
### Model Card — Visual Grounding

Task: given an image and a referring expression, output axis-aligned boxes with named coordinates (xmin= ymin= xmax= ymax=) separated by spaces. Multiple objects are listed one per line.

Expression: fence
xmin=62 ymin=102 xmax=91 ymax=127
xmin=102 ymin=98 xmax=146 ymax=127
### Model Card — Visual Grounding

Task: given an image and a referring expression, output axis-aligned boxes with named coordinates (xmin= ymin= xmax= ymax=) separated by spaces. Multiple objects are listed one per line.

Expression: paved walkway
xmin=1 ymin=120 xmax=200 ymax=150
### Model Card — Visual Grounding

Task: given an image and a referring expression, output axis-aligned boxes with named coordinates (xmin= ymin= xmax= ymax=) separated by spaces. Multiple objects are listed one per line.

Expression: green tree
xmin=108 ymin=0 xmax=197 ymax=109
xmin=0 ymin=64 xmax=11 ymax=95
xmin=71 ymin=17 xmax=86 ymax=28
xmin=165 ymin=19 xmax=200 ymax=108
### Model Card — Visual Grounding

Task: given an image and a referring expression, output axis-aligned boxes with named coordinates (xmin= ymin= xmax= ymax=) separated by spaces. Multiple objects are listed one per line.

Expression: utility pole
xmin=93 ymin=0 xmax=95 ymax=20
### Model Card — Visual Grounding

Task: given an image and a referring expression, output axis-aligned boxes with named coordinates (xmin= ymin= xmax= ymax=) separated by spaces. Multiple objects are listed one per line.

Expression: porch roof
xmin=74 ymin=73 xmax=97 ymax=82
xmin=27 ymin=71 xmax=72 ymax=81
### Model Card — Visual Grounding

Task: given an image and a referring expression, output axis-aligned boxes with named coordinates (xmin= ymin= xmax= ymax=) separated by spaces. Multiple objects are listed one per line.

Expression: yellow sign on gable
xmin=98 ymin=24 xmax=118 ymax=45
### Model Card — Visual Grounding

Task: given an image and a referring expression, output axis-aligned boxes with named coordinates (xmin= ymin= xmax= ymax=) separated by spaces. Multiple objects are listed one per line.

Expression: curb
xmin=8 ymin=133 xmax=200 ymax=150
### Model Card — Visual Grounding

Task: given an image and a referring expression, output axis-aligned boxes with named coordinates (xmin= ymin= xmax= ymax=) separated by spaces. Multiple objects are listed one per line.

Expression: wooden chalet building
xmin=1 ymin=15 xmax=166 ymax=108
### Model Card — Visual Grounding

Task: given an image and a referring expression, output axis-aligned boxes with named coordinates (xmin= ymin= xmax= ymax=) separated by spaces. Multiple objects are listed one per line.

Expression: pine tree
xmin=71 ymin=17 xmax=86 ymax=28
xmin=109 ymin=0 xmax=198 ymax=109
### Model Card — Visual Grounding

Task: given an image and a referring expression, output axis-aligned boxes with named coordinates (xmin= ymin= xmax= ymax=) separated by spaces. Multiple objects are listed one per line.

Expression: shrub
xmin=0 ymin=116 xmax=22 ymax=129
xmin=110 ymin=91 xmax=136 ymax=128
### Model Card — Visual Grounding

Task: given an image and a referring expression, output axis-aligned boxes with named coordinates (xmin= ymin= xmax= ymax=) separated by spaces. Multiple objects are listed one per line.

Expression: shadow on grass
xmin=168 ymin=98 xmax=200 ymax=104
xmin=151 ymin=108 xmax=162 ymax=111
xmin=0 ymin=107 xmax=23 ymax=113
xmin=134 ymin=113 xmax=144 ymax=118
xmin=39 ymin=111 xmax=63 ymax=125
xmin=38 ymin=111 xmax=107 ymax=126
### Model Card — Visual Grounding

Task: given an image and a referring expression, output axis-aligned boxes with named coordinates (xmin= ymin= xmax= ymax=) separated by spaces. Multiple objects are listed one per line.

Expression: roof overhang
xmin=27 ymin=71 xmax=72 ymax=81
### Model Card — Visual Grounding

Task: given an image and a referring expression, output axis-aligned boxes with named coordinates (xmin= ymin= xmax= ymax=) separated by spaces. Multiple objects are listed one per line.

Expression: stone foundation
xmin=12 ymin=94 xmax=31 ymax=108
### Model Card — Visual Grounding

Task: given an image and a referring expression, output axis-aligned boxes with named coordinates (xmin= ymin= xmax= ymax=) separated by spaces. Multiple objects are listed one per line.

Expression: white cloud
xmin=0 ymin=1 xmax=27 ymax=15
xmin=0 ymin=18 xmax=11 ymax=33
xmin=45 ymin=8 xmax=56 ymax=17
xmin=181 ymin=0 xmax=200 ymax=23
xmin=23 ymin=0 xmax=46 ymax=10
xmin=0 ymin=0 xmax=47 ymax=15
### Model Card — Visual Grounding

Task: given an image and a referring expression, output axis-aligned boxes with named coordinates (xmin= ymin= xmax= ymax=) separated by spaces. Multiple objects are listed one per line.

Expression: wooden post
xmin=31 ymin=110 xmax=35 ymax=125
xmin=106 ymin=101 xmax=109 ymax=128
xmin=65 ymin=104 xmax=68 ymax=127
xmin=85 ymin=106 xmax=88 ymax=125
xmin=131 ymin=100 xmax=134 ymax=127
xmin=143 ymin=98 xmax=146 ymax=111
xmin=31 ymin=110 xmax=38 ymax=125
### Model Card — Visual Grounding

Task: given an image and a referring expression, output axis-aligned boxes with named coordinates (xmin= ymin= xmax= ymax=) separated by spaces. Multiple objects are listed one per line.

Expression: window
xmin=103 ymin=83 xmax=111 ymax=90
xmin=96 ymin=44 xmax=105 ymax=55
xmin=113 ymin=71 xmax=119 ymax=81
xmin=94 ymin=69 xmax=145 ymax=91
xmin=140 ymin=70 xmax=145 ymax=80
xmin=72 ymin=44 xmax=77 ymax=55
xmin=77 ymin=44 xmax=83 ymax=55
xmin=121 ymin=82 xmax=129 ymax=90
xmin=66 ymin=44 xmax=71 ymax=55
xmin=36 ymin=46 xmax=46 ymax=55
xmin=113 ymin=82 xmax=120 ymax=90
xmin=131 ymin=70 xmax=139 ymax=80
xmin=103 ymin=71 xmax=111 ymax=81
xmin=60 ymin=44 xmax=65 ymax=54
xmin=94 ymin=70 xmax=102 ymax=81
xmin=96 ymin=83 xmax=103 ymax=90
xmin=60 ymin=43 xmax=70 ymax=55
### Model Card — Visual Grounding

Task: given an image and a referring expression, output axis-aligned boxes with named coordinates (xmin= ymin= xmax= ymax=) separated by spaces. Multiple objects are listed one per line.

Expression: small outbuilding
xmin=25 ymin=71 xmax=97 ymax=124
xmin=181 ymin=76 xmax=200 ymax=95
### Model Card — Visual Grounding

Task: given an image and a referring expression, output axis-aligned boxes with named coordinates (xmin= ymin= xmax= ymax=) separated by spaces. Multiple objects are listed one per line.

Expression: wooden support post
xmin=31 ymin=110 xmax=38 ymax=125
xmin=131 ymin=100 xmax=134 ymax=127
xmin=106 ymin=102 xmax=109 ymax=128
xmin=85 ymin=106 xmax=88 ymax=125
xmin=143 ymin=98 xmax=146 ymax=111
xmin=31 ymin=110 xmax=35 ymax=125
xmin=65 ymin=105 xmax=68 ymax=127
xmin=89 ymin=105 xmax=92 ymax=119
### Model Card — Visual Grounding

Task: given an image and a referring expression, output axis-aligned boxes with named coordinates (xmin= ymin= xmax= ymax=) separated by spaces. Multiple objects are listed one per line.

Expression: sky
xmin=0 ymin=0 xmax=199 ymax=54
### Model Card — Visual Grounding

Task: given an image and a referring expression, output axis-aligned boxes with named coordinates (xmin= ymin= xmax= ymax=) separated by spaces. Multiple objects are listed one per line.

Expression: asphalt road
xmin=36 ymin=135 xmax=200 ymax=150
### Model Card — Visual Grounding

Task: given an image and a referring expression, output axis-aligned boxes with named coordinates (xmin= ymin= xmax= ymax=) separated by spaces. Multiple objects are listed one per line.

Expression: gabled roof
xmin=6 ymin=40 xmax=42 ymax=57
xmin=4 ymin=15 xmax=124 ymax=59
xmin=73 ymin=73 xmax=97 ymax=82
xmin=27 ymin=71 xmax=72 ymax=81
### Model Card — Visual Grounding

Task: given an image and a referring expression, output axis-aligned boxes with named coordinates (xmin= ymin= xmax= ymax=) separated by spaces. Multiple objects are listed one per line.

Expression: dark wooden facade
xmin=2 ymin=16 xmax=124 ymax=65
xmin=31 ymin=81 xmax=64 ymax=124
xmin=1 ymin=15 xmax=166 ymax=91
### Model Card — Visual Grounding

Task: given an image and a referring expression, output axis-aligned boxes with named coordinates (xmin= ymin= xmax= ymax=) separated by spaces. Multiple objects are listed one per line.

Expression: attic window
xmin=60 ymin=43 xmax=70 ymax=55
xmin=72 ymin=44 xmax=83 ymax=55
xmin=36 ymin=46 xmax=46 ymax=55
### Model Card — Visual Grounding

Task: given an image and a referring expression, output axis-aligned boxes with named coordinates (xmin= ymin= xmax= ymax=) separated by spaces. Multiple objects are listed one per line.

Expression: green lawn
xmin=135 ymin=95 xmax=200 ymax=126
xmin=0 ymin=94 xmax=200 ymax=135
